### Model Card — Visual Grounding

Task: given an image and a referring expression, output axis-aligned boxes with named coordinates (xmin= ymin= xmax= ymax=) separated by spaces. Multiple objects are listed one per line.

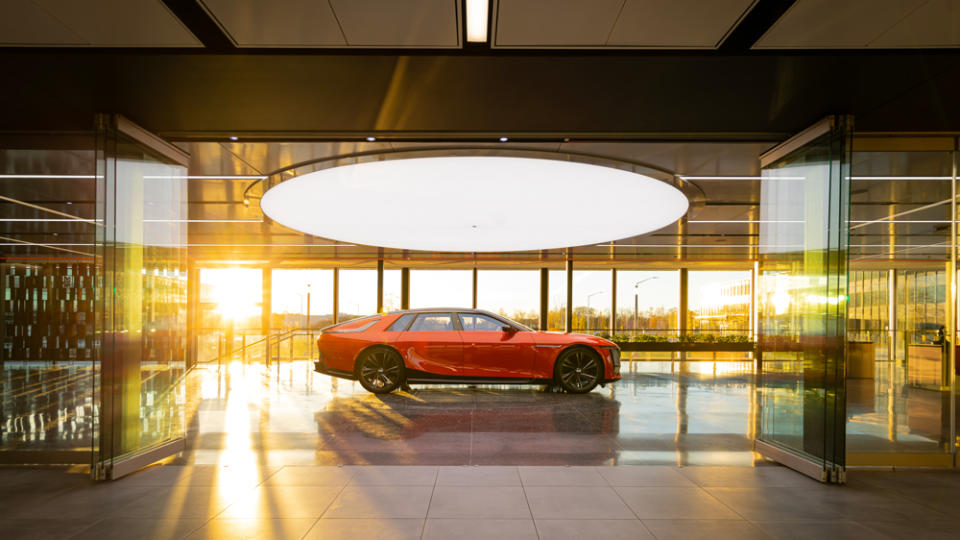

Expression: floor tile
xmin=112 ymin=485 xmax=245 ymax=519
xmin=535 ymin=519 xmax=655 ymax=540
xmin=437 ymin=466 xmax=521 ymax=486
xmin=119 ymin=466 xmax=197 ymax=486
xmin=858 ymin=519 xmax=960 ymax=540
xmin=705 ymin=488 xmax=845 ymax=521
xmin=518 ymin=466 xmax=607 ymax=486
xmin=323 ymin=486 xmax=433 ymax=518
xmin=596 ymin=466 xmax=697 ymax=487
xmin=2 ymin=518 xmax=104 ymax=540
xmin=615 ymin=487 xmax=741 ymax=519
xmin=302 ymin=518 xmax=424 ymax=540
xmin=524 ymin=486 xmax=636 ymax=519
xmin=263 ymin=466 xmax=355 ymax=486
xmin=187 ymin=518 xmax=316 ymax=540
xmin=69 ymin=518 xmax=207 ymax=540
xmin=428 ymin=486 xmax=530 ymax=518
xmin=347 ymin=466 xmax=438 ymax=486
xmin=12 ymin=484 xmax=155 ymax=520
xmin=678 ymin=466 xmax=820 ymax=488
xmin=641 ymin=519 xmax=770 ymax=540
xmin=218 ymin=485 xmax=343 ymax=518
xmin=422 ymin=519 xmax=538 ymax=540
xmin=752 ymin=520 xmax=890 ymax=540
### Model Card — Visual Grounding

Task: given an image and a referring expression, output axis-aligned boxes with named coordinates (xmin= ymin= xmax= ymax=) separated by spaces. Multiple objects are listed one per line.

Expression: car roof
xmin=388 ymin=308 xmax=497 ymax=316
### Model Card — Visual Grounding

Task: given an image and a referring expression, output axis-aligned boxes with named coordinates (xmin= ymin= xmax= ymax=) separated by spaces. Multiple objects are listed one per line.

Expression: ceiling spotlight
xmin=243 ymin=198 xmax=250 ymax=206
xmin=366 ymin=136 xmax=376 ymax=142
xmin=466 ymin=0 xmax=489 ymax=43
xmin=499 ymin=137 xmax=508 ymax=142
xmin=65 ymin=201 xmax=72 ymax=205
xmin=229 ymin=136 xmax=239 ymax=141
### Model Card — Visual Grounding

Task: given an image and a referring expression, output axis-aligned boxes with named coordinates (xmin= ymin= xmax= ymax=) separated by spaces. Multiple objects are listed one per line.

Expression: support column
xmin=539 ymin=268 xmax=549 ymax=331
xmin=472 ymin=267 xmax=478 ymax=309
xmin=262 ymin=267 xmax=272 ymax=365
xmin=376 ymin=259 xmax=384 ymax=313
xmin=679 ymin=268 xmax=689 ymax=339
xmin=401 ymin=268 xmax=410 ymax=310
xmin=332 ymin=268 xmax=339 ymax=325
xmin=186 ymin=266 xmax=200 ymax=369
xmin=565 ymin=259 xmax=573 ymax=333
xmin=949 ymin=139 xmax=957 ymax=451
xmin=610 ymin=269 xmax=617 ymax=334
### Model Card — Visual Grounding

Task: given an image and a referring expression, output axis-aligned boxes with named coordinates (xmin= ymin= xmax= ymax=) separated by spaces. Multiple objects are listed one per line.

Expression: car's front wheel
xmin=356 ymin=348 xmax=405 ymax=394
xmin=554 ymin=347 xmax=601 ymax=394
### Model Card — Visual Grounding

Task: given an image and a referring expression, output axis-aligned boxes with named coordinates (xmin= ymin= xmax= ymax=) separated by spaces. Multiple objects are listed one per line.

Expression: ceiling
xmin=2 ymin=0 xmax=959 ymax=50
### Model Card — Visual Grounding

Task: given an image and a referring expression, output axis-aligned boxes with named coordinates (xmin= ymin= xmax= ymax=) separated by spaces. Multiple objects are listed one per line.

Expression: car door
xmin=458 ymin=313 xmax=536 ymax=378
xmin=395 ymin=312 xmax=463 ymax=377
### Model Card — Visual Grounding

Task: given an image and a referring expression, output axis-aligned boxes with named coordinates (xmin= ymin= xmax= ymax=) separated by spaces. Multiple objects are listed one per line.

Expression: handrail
xmin=201 ymin=326 xmax=318 ymax=365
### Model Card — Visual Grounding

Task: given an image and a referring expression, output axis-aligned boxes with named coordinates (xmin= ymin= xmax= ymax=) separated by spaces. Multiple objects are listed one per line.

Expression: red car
xmin=314 ymin=308 xmax=621 ymax=394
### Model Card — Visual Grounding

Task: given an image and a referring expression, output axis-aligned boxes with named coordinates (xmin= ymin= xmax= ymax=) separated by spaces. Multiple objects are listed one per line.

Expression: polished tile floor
xmin=177 ymin=359 xmax=763 ymax=467
xmin=2 ymin=464 xmax=959 ymax=539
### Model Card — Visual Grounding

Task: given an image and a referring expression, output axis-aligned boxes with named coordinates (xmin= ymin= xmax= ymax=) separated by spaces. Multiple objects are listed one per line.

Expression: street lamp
xmin=586 ymin=291 xmax=603 ymax=332
xmin=634 ymin=276 xmax=659 ymax=337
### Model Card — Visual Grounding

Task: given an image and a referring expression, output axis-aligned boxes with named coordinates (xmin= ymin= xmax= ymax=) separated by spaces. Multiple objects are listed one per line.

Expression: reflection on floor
xmin=177 ymin=360 xmax=763 ymax=466
xmin=2 ymin=464 xmax=959 ymax=539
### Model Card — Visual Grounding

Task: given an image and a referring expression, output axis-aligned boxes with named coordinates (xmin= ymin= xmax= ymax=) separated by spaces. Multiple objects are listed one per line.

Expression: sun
xmin=200 ymin=268 xmax=262 ymax=323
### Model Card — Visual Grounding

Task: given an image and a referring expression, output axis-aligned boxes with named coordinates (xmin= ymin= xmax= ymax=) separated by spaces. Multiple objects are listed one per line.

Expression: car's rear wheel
xmin=356 ymin=348 xmax=405 ymax=394
xmin=554 ymin=347 xmax=601 ymax=394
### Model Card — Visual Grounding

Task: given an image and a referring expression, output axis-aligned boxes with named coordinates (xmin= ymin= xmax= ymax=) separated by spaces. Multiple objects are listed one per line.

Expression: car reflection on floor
xmin=176 ymin=359 xmax=763 ymax=467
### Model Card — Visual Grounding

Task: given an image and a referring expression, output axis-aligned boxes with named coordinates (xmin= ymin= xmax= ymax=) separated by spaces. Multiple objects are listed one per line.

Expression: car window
xmin=459 ymin=313 xmax=505 ymax=331
xmin=386 ymin=313 xmax=416 ymax=331
xmin=408 ymin=313 xmax=455 ymax=331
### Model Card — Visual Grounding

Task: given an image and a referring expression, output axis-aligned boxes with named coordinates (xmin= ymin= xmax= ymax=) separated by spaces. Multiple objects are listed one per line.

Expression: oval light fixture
xmin=260 ymin=156 xmax=688 ymax=252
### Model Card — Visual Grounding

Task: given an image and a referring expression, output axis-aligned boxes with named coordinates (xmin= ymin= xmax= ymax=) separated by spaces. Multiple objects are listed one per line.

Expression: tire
xmin=554 ymin=347 xmax=602 ymax=394
xmin=356 ymin=348 xmax=405 ymax=394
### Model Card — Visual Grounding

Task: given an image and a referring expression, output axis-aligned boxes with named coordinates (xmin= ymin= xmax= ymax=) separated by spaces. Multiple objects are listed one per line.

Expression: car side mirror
xmin=502 ymin=325 xmax=517 ymax=333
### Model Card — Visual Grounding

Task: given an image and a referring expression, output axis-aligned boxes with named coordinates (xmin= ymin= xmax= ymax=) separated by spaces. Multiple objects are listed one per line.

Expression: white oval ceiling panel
xmin=260 ymin=156 xmax=689 ymax=252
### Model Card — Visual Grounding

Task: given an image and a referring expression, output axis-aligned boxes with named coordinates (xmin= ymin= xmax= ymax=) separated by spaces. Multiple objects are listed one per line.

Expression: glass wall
xmin=615 ymin=270 xmax=679 ymax=339
xmin=95 ymin=115 xmax=189 ymax=479
xmin=547 ymin=270 xmax=567 ymax=331
xmin=476 ymin=270 xmax=539 ymax=329
xmin=383 ymin=269 xmax=402 ymax=312
xmin=272 ymin=269 xmax=333 ymax=330
xmin=339 ymin=269 xmax=377 ymax=320
xmin=572 ymin=270 xmax=611 ymax=334
xmin=1 ymin=140 xmax=98 ymax=461
xmin=409 ymin=270 xmax=472 ymax=309
xmin=198 ymin=268 xmax=262 ymax=363
xmin=687 ymin=271 xmax=752 ymax=339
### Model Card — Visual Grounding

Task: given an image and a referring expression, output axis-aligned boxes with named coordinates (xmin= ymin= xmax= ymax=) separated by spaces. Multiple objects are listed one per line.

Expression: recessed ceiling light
xmin=499 ymin=137 xmax=508 ymax=142
xmin=229 ymin=136 xmax=239 ymax=141
xmin=466 ymin=0 xmax=489 ymax=43
xmin=366 ymin=136 xmax=376 ymax=142
xmin=260 ymin=156 xmax=688 ymax=252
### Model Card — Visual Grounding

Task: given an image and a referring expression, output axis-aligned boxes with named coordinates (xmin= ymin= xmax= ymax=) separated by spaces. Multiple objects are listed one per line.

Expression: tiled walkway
xmin=2 ymin=464 xmax=959 ymax=539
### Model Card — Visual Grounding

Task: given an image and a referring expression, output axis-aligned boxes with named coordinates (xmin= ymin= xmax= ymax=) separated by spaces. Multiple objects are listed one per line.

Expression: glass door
xmin=756 ymin=116 xmax=852 ymax=483
xmin=94 ymin=115 xmax=189 ymax=480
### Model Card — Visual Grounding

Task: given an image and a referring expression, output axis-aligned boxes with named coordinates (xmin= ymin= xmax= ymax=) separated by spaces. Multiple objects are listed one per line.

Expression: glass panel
xmin=198 ymin=268 xmax=261 ymax=364
xmin=476 ymin=270 xmax=539 ymax=329
xmin=272 ymin=269 xmax=333 ymax=330
xmin=757 ymin=117 xmax=851 ymax=482
xmin=615 ymin=270 xmax=679 ymax=340
xmin=844 ymin=146 xmax=955 ymax=461
xmin=339 ymin=269 xmax=377 ymax=320
xmin=95 ymin=117 xmax=188 ymax=479
xmin=383 ymin=269 xmax=403 ymax=312
xmin=572 ymin=270 xmax=611 ymax=334
xmin=547 ymin=270 xmax=567 ymax=331
xmin=687 ymin=271 xmax=752 ymax=340
xmin=409 ymin=270 xmax=472 ymax=309
xmin=1 ymin=140 xmax=98 ymax=461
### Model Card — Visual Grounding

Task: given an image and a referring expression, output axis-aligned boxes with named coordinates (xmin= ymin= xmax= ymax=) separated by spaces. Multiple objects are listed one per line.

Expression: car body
xmin=314 ymin=308 xmax=621 ymax=393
